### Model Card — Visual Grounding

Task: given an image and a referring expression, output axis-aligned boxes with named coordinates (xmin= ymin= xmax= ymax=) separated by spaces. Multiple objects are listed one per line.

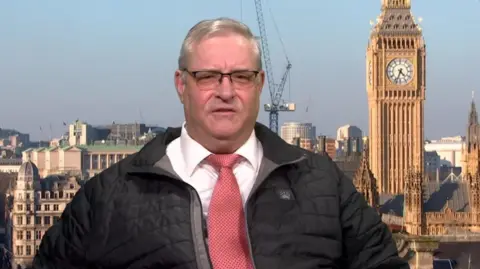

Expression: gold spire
xmin=382 ymin=0 xmax=411 ymax=9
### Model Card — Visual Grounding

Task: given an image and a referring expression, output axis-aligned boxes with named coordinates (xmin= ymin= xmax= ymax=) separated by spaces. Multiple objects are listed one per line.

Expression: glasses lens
xmin=194 ymin=71 xmax=221 ymax=88
xmin=231 ymin=71 xmax=257 ymax=86
xmin=190 ymin=70 xmax=257 ymax=89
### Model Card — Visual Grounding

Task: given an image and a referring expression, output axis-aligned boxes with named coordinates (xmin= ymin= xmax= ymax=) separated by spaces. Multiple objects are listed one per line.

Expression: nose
xmin=215 ymin=76 xmax=236 ymax=100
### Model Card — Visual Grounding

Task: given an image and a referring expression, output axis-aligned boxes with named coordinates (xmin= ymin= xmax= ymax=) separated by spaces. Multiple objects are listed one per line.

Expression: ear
xmin=174 ymin=69 xmax=186 ymax=104
xmin=257 ymin=70 xmax=266 ymax=93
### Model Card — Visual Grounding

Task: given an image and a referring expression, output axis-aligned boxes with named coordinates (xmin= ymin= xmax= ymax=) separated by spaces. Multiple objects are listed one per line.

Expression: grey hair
xmin=178 ymin=17 xmax=262 ymax=70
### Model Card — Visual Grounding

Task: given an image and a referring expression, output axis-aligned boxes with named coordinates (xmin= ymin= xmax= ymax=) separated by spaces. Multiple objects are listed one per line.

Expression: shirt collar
xmin=180 ymin=122 xmax=260 ymax=176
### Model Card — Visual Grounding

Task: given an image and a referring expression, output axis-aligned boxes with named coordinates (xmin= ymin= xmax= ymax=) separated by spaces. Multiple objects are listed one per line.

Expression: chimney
xmin=317 ymin=136 xmax=326 ymax=153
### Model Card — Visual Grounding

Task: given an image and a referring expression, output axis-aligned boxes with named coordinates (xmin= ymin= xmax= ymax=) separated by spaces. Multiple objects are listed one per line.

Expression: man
xmin=33 ymin=17 xmax=408 ymax=269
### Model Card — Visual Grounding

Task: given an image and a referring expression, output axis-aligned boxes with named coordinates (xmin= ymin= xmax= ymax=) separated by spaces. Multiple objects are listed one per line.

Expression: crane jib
xmin=253 ymin=0 xmax=295 ymax=134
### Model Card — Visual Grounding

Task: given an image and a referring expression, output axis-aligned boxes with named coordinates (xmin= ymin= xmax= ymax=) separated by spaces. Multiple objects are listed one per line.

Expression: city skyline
xmin=1 ymin=0 xmax=479 ymax=140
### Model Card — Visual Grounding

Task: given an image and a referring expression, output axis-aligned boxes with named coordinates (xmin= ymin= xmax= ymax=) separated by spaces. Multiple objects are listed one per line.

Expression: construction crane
xmin=254 ymin=0 xmax=295 ymax=134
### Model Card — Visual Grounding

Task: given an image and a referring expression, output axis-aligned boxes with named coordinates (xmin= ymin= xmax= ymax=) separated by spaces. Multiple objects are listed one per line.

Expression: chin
xmin=207 ymin=120 xmax=241 ymax=139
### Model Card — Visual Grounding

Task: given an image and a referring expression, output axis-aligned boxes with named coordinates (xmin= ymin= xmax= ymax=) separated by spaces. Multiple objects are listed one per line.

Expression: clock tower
xmin=366 ymin=0 xmax=426 ymax=194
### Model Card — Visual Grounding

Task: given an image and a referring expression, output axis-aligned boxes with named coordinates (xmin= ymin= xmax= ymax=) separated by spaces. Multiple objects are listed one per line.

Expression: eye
xmin=196 ymin=72 xmax=217 ymax=79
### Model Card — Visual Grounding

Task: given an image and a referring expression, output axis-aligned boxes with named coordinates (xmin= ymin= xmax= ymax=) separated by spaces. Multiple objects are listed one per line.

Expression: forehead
xmin=188 ymin=34 xmax=257 ymax=70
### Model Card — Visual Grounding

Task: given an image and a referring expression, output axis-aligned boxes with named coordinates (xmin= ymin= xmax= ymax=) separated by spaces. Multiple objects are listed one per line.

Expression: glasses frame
xmin=182 ymin=69 xmax=260 ymax=89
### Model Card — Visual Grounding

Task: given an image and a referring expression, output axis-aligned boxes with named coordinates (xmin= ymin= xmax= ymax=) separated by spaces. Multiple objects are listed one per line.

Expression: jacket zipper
xmin=188 ymin=187 xmax=213 ymax=269
xmin=128 ymin=169 xmax=212 ymax=269
xmin=130 ymin=154 xmax=306 ymax=269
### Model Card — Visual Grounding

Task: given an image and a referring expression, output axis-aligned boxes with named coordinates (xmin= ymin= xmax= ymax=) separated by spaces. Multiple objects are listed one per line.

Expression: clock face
xmin=386 ymin=58 xmax=414 ymax=85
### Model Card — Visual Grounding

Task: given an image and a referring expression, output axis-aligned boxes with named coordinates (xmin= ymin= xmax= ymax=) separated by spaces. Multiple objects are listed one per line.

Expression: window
xmin=26 ymin=231 xmax=31 ymax=240
xmin=100 ymin=155 xmax=107 ymax=169
xmin=26 ymin=193 xmax=31 ymax=200
xmin=17 ymin=204 xmax=23 ymax=211
xmin=44 ymin=204 xmax=50 ymax=211
xmin=92 ymin=155 xmax=98 ymax=169
xmin=16 ymin=216 xmax=23 ymax=225
xmin=35 ymin=216 xmax=41 ymax=225
xmin=108 ymin=154 xmax=115 ymax=165
xmin=26 ymin=216 xmax=31 ymax=225
xmin=26 ymin=245 xmax=32 ymax=256
xmin=36 ymin=230 xmax=42 ymax=240
xmin=26 ymin=204 xmax=31 ymax=212
xmin=53 ymin=204 xmax=59 ymax=211
xmin=16 ymin=231 xmax=23 ymax=240
xmin=36 ymin=204 xmax=41 ymax=211
xmin=16 ymin=245 xmax=23 ymax=255
xmin=44 ymin=216 xmax=51 ymax=225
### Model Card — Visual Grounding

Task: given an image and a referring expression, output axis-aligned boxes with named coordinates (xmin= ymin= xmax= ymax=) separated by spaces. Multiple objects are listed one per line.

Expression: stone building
xmin=4 ymin=160 xmax=83 ymax=269
xmin=462 ymin=98 xmax=480 ymax=181
xmin=367 ymin=0 xmax=426 ymax=194
xmin=351 ymin=143 xmax=480 ymax=236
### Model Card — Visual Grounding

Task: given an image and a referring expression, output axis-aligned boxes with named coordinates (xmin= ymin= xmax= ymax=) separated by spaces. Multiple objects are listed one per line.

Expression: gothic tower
xmin=403 ymin=169 xmax=425 ymax=235
xmin=366 ymin=0 xmax=426 ymax=194
xmin=462 ymin=96 xmax=480 ymax=179
xmin=353 ymin=144 xmax=380 ymax=212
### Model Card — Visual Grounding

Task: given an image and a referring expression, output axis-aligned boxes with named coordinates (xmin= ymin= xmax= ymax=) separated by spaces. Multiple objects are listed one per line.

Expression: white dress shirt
xmin=166 ymin=122 xmax=263 ymax=216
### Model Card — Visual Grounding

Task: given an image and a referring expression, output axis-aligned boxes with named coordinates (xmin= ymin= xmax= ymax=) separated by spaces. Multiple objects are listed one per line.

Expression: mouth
xmin=213 ymin=108 xmax=235 ymax=112
xmin=212 ymin=108 xmax=236 ymax=115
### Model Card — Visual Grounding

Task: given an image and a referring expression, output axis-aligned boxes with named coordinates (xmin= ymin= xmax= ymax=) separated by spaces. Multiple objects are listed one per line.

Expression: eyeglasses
xmin=183 ymin=69 xmax=259 ymax=89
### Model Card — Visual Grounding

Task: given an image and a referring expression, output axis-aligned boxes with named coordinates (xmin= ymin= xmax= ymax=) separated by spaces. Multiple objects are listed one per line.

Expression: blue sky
xmin=0 ymin=0 xmax=479 ymax=140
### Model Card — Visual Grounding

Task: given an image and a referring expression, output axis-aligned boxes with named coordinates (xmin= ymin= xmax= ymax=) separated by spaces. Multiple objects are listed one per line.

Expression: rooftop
xmin=23 ymin=144 xmax=144 ymax=153
xmin=79 ymin=144 xmax=143 ymax=152
xmin=380 ymin=180 xmax=473 ymax=216
xmin=0 ymin=159 xmax=22 ymax=166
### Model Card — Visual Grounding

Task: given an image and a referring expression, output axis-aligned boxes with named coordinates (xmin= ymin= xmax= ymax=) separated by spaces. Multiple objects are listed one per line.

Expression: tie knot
xmin=206 ymin=154 xmax=242 ymax=169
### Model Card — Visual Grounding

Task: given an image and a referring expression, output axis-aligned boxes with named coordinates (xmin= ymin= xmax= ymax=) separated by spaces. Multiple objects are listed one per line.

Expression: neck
xmin=186 ymin=124 xmax=252 ymax=154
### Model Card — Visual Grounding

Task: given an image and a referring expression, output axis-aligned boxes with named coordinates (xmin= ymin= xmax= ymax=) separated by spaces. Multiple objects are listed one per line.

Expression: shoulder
xmin=299 ymin=149 xmax=339 ymax=174
xmin=81 ymin=153 xmax=137 ymax=204
xmin=288 ymin=150 xmax=347 ymax=190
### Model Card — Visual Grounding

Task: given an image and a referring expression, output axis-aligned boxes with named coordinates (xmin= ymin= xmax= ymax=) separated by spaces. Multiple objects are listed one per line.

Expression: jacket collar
xmin=129 ymin=122 xmax=306 ymax=168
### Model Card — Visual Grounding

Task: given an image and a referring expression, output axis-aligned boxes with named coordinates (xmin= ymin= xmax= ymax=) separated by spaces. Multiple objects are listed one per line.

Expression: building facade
xmin=425 ymin=136 xmax=464 ymax=168
xmin=344 ymin=99 xmax=480 ymax=239
xmin=0 ymin=159 xmax=22 ymax=174
xmin=5 ymin=161 xmax=82 ymax=268
xmin=316 ymin=136 xmax=336 ymax=159
xmin=22 ymin=144 xmax=142 ymax=179
xmin=366 ymin=0 xmax=426 ymax=194
xmin=280 ymin=122 xmax=316 ymax=146
xmin=336 ymin=125 xmax=363 ymax=154
xmin=351 ymin=145 xmax=480 ymax=237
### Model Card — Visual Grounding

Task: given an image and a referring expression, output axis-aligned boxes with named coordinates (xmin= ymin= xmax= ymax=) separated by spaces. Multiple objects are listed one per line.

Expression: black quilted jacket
xmin=32 ymin=123 xmax=408 ymax=269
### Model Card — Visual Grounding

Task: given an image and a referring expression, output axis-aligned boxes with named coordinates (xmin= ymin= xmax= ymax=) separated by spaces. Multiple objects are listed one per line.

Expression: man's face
xmin=175 ymin=33 xmax=264 ymax=141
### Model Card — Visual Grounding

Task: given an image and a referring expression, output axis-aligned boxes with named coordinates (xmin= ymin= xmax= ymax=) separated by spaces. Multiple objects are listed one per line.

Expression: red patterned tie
xmin=206 ymin=154 xmax=254 ymax=269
